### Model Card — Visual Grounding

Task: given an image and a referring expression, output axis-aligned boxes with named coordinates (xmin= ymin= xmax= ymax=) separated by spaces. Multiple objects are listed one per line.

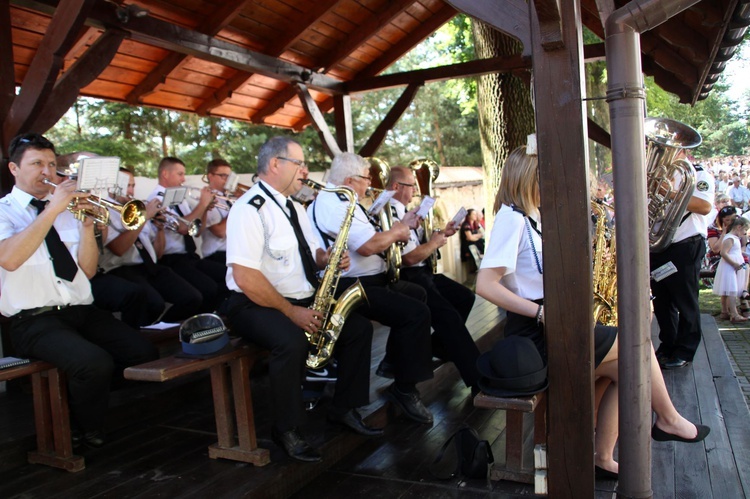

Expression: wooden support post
xmin=530 ymin=1 xmax=594 ymax=497
xmin=358 ymin=82 xmax=422 ymax=158
xmin=334 ymin=94 xmax=354 ymax=153
xmin=295 ymin=83 xmax=342 ymax=158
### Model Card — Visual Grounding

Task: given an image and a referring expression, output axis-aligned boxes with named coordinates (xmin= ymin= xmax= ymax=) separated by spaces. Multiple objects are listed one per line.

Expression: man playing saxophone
xmin=384 ymin=166 xmax=481 ymax=392
xmin=308 ymin=152 xmax=435 ymax=425
xmin=224 ymin=137 xmax=380 ymax=464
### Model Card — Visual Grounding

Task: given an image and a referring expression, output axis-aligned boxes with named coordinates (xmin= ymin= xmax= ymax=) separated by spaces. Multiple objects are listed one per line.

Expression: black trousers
xmin=649 ymin=235 xmax=705 ymax=361
xmin=226 ymin=292 xmax=372 ymax=432
xmin=10 ymin=305 xmax=157 ymax=432
xmin=401 ymin=267 xmax=480 ymax=388
xmin=159 ymin=253 xmax=227 ymax=313
xmin=90 ymin=272 xmax=151 ymax=328
xmin=108 ymin=264 xmax=203 ymax=323
xmin=337 ymin=274 xmax=433 ymax=385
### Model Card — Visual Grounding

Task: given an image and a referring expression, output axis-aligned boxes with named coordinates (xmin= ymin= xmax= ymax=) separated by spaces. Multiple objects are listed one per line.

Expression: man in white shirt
xmin=651 ymin=161 xmax=715 ymax=369
xmin=100 ymin=167 xmax=202 ymax=323
xmin=308 ymin=152 xmax=435 ymax=425
xmin=0 ymin=134 xmax=156 ymax=447
xmin=385 ymin=166 xmax=480 ymax=391
xmin=224 ymin=137 xmax=379 ymax=463
xmin=147 ymin=157 xmax=227 ymax=312
xmin=201 ymin=158 xmax=232 ymax=266
xmin=727 ymin=176 xmax=750 ymax=211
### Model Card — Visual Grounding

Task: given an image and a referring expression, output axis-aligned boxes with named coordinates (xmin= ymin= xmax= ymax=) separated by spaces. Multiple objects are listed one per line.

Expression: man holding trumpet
xmin=0 ymin=133 xmax=156 ymax=447
xmin=100 ymin=167 xmax=203 ymax=324
xmin=201 ymin=158 xmax=233 ymax=267
xmin=147 ymin=156 xmax=228 ymax=313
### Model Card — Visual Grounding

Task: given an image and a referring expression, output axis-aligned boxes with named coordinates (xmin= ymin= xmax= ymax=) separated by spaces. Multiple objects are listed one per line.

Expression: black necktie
xmin=172 ymin=205 xmax=197 ymax=256
xmin=286 ymin=199 xmax=319 ymax=288
xmin=30 ymin=199 xmax=78 ymax=282
xmin=134 ymin=237 xmax=157 ymax=275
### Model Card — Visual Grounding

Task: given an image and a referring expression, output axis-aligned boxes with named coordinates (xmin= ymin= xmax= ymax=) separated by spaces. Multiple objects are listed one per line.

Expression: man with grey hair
xmin=224 ymin=137 xmax=379 ymax=463
xmin=308 ymin=152 xmax=435 ymax=425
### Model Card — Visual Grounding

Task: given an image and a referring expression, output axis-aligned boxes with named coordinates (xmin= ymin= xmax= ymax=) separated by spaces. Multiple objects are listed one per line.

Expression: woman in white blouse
xmin=476 ymin=145 xmax=710 ymax=479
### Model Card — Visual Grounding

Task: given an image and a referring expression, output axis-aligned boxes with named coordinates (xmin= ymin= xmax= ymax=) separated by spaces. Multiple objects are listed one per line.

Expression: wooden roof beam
xmin=289 ymin=4 xmax=456 ymax=129
xmin=32 ymin=28 xmax=125 ymax=132
xmin=358 ymin=82 xmax=422 ymax=158
xmin=253 ymin=0 xmax=430 ymax=125
xmin=347 ymin=55 xmax=530 ymax=93
xmin=197 ymin=0 xmax=344 ymax=116
xmin=443 ymin=0 xmax=530 ymax=56
xmin=11 ymin=0 xmax=345 ymax=95
xmin=126 ymin=0 xmax=254 ymax=104
xmin=0 ymin=0 xmax=15 ymax=131
xmin=3 ymin=0 xmax=98 ymax=141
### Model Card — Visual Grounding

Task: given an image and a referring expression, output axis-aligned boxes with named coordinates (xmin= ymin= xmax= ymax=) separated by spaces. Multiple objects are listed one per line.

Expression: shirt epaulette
xmin=336 ymin=192 xmax=349 ymax=202
xmin=695 ymin=165 xmax=704 ymax=172
xmin=248 ymin=195 xmax=265 ymax=209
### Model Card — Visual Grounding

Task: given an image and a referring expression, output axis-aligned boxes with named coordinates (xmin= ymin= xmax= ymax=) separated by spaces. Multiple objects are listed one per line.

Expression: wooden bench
xmin=123 ymin=339 xmax=270 ymax=466
xmin=0 ymin=360 xmax=84 ymax=472
xmin=473 ymin=391 xmax=547 ymax=484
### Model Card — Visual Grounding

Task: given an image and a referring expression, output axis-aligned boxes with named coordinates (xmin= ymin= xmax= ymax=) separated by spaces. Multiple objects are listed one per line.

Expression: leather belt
xmin=14 ymin=305 xmax=71 ymax=320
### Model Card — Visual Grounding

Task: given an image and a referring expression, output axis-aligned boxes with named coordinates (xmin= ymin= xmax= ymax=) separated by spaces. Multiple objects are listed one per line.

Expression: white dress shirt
xmin=99 ymin=195 xmax=158 ymax=272
xmin=673 ymin=165 xmax=715 ymax=243
xmin=147 ymin=184 xmax=191 ymax=256
xmin=225 ymin=180 xmax=319 ymax=300
xmin=307 ymin=183 xmax=385 ymax=278
xmin=480 ymin=204 xmax=544 ymax=301
xmin=202 ymin=203 xmax=229 ymax=257
xmin=0 ymin=187 xmax=94 ymax=316
xmin=391 ymin=198 xmax=425 ymax=268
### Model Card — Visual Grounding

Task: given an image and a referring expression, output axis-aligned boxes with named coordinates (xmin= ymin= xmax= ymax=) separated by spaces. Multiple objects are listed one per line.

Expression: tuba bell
xmin=645 ymin=117 xmax=702 ymax=253
xmin=365 ymin=157 xmax=402 ymax=283
xmin=409 ymin=158 xmax=440 ymax=273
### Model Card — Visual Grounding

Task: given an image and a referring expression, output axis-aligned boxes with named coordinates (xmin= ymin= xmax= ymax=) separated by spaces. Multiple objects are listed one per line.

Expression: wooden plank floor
xmin=1 ymin=304 xmax=747 ymax=498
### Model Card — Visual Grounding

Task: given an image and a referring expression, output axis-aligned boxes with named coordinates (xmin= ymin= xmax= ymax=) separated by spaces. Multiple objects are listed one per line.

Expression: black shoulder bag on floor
xmin=430 ymin=425 xmax=494 ymax=480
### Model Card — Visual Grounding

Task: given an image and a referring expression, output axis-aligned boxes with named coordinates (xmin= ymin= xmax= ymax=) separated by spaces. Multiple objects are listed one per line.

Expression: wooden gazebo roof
xmin=6 ymin=0 xmax=748 ymax=137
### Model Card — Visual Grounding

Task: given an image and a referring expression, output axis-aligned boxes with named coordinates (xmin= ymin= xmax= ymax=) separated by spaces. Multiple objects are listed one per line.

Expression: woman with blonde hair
xmin=476 ymin=145 xmax=710 ymax=479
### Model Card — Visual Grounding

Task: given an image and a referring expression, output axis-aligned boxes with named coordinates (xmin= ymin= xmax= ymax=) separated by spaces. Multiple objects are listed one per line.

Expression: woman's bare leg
xmin=593 ymin=373 xmax=619 ymax=473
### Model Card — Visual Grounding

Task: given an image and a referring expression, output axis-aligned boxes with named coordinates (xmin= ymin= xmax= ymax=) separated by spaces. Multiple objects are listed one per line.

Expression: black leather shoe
xmin=376 ymin=360 xmax=395 ymax=379
xmin=652 ymin=423 xmax=710 ymax=443
xmin=386 ymin=384 xmax=433 ymax=424
xmin=595 ymin=465 xmax=618 ymax=480
xmin=662 ymin=357 xmax=690 ymax=370
xmin=655 ymin=349 xmax=671 ymax=367
xmin=71 ymin=430 xmax=83 ymax=449
xmin=271 ymin=428 xmax=322 ymax=463
xmin=83 ymin=430 xmax=106 ymax=448
xmin=328 ymin=409 xmax=384 ymax=437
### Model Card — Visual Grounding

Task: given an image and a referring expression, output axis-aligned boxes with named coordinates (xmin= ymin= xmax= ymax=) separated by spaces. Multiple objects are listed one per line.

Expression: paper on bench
xmin=141 ymin=321 xmax=181 ymax=330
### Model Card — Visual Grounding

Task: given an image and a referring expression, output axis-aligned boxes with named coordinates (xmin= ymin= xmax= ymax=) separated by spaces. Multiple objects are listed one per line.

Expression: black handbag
xmin=430 ymin=425 xmax=494 ymax=480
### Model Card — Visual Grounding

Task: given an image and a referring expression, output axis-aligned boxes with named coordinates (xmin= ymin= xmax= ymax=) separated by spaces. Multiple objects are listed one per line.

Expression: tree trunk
xmin=471 ymin=21 xmax=535 ymax=224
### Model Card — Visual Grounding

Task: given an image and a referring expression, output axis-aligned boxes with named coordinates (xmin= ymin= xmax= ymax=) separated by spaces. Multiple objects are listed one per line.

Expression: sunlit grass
xmin=699 ymin=287 xmax=722 ymax=316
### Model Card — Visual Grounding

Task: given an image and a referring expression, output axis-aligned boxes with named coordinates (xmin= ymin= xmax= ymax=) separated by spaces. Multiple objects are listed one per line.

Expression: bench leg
xmin=207 ymin=360 xmax=269 ymax=466
xmin=489 ymin=410 xmax=535 ymax=484
xmin=27 ymin=369 xmax=84 ymax=472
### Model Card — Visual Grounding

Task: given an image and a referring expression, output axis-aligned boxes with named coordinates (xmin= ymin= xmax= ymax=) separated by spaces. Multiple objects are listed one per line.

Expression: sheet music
xmin=163 ymin=187 xmax=188 ymax=207
xmin=76 ymin=157 xmax=120 ymax=191
xmin=451 ymin=206 xmax=468 ymax=227
xmin=368 ymin=190 xmax=395 ymax=216
xmin=416 ymin=196 xmax=435 ymax=218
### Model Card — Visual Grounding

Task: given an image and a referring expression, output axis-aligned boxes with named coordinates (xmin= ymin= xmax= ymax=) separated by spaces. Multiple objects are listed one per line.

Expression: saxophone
xmin=409 ymin=158 xmax=441 ymax=273
xmin=591 ymin=199 xmax=618 ymax=326
xmin=366 ymin=157 xmax=402 ymax=283
xmin=303 ymin=179 xmax=368 ymax=368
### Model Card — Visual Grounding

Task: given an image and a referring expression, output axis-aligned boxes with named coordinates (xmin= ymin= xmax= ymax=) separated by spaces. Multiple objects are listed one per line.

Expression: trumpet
xmin=155 ymin=208 xmax=201 ymax=236
xmin=186 ymin=186 xmax=234 ymax=211
xmin=42 ymin=179 xmax=146 ymax=230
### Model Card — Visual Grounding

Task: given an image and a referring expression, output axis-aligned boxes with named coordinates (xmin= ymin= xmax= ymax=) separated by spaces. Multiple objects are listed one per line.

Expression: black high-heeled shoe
xmin=651 ymin=424 xmax=711 ymax=443
xmin=595 ymin=465 xmax=618 ymax=480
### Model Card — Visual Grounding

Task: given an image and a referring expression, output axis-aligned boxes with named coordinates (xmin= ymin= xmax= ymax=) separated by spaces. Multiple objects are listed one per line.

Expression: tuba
xmin=409 ymin=158 xmax=440 ymax=273
xmin=303 ymin=179 xmax=368 ymax=368
xmin=366 ymin=157 xmax=402 ymax=283
xmin=645 ymin=117 xmax=702 ymax=252
xmin=591 ymin=199 xmax=617 ymax=326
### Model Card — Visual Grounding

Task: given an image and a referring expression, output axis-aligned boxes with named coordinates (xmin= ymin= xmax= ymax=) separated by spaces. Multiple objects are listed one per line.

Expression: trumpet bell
xmin=120 ymin=199 xmax=147 ymax=230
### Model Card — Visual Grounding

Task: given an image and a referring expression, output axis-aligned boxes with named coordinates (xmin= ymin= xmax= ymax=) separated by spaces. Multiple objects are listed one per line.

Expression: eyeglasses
xmin=277 ymin=157 xmax=306 ymax=168
xmin=397 ymin=182 xmax=417 ymax=188
xmin=352 ymin=174 xmax=372 ymax=182
xmin=210 ymin=173 xmax=231 ymax=179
